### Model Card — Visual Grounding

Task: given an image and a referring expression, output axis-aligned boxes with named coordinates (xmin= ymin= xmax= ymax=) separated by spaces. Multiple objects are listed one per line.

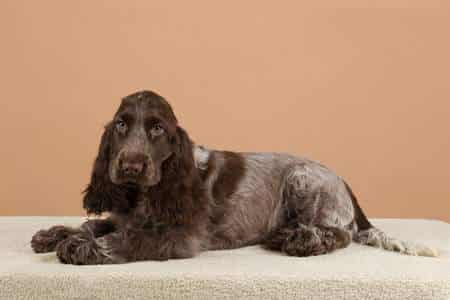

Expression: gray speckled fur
xmin=196 ymin=148 xmax=355 ymax=247
xmin=195 ymin=146 xmax=438 ymax=257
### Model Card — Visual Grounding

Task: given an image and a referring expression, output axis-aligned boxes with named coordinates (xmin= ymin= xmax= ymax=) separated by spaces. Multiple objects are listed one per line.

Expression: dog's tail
xmin=344 ymin=181 xmax=439 ymax=257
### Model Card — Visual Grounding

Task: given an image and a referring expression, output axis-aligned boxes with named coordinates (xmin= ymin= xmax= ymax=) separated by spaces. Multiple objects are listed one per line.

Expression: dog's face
xmin=83 ymin=90 xmax=195 ymax=214
xmin=107 ymin=91 xmax=179 ymax=187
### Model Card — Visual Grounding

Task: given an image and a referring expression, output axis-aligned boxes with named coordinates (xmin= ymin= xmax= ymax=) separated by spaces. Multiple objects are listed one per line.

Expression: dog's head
xmin=109 ymin=91 xmax=180 ymax=187
xmin=83 ymin=90 xmax=194 ymax=214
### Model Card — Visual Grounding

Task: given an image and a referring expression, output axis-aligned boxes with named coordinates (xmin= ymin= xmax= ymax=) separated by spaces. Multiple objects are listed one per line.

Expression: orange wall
xmin=1 ymin=1 xmax=449 ymax=221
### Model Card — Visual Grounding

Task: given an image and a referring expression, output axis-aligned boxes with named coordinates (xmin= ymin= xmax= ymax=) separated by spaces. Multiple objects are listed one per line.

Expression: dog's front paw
xmin=31 ymin=225 xmax=78 ymax=253
xmin=56 ymin=233 xmax=110 ymax=265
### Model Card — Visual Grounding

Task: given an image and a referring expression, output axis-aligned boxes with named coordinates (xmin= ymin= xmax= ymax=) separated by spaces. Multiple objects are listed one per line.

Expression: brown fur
xmin=344 ymin=181 xmax=372 ymax=231
xmin=211 ymin=151 xmax=246 ymax=200
xmin=31 ymin=226 xmax=80 ymax=253
xmin=33 ymin=91 xmax=209 ymax=264
xmin=264 ymin=222 xmax=351 ymax=256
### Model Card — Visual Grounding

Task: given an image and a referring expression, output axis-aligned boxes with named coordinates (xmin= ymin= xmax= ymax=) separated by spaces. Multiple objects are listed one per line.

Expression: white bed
xmin=0 ymin=217 xmax=449 ymax=300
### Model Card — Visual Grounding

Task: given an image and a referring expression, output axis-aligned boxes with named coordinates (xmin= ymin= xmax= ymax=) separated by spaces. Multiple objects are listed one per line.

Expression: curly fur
xmin=82 ymin=122 xmax=139 ymax=215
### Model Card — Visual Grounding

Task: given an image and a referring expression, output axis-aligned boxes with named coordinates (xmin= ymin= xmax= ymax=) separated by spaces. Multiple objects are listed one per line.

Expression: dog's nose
xmin=119 ymin=152 xmax=147 ymax=177
xmin=122 ymin=161 xmax=144 ymax=176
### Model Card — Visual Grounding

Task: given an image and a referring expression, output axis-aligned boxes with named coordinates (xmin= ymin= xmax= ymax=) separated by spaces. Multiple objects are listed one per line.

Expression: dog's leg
xmin=31 ymin=225 xmax=80 ymax=253
xmin=264 ymin=164 xmax=354 ymax=257
xmin=79 ymin=218 xmax=116 ymax=238
xmin=56 ymin=225 xmax=203 ymax=265
xmin=31 ymin=218 xmax=115 ymax=253
xmin=265 ymin=222 xmax=351 ymax=256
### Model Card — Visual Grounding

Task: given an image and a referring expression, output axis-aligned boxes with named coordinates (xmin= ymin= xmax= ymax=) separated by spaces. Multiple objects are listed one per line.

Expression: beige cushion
xmin=0 ymin=217 xmax=449 ymax=300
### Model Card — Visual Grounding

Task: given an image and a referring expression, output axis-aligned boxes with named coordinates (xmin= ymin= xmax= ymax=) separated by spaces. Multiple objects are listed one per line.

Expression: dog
xmin=31 ymin=90 xmax=437 ymax=264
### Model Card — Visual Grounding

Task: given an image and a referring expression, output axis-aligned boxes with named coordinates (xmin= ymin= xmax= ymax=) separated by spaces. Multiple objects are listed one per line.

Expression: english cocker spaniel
xmin=31 ymin=90 xmax=437 ymax=264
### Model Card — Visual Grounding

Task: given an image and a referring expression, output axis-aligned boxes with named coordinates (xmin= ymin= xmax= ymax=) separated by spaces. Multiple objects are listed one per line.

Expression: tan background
xmin=1 ymin=1 xmax=449 ymax=221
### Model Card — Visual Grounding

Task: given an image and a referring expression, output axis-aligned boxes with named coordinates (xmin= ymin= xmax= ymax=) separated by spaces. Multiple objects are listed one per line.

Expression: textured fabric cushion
xmin=0 ymin=217 xmax=449 ymax=300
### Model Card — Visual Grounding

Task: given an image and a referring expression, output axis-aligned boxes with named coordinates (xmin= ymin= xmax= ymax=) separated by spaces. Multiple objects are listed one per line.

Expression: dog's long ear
xmin=161 ymin=126 xmax=196 ymax=182
xmin=82 ymin=123 xmax=135 ymax=215
xmin=175 ymin=126 xmax=196 ymax=172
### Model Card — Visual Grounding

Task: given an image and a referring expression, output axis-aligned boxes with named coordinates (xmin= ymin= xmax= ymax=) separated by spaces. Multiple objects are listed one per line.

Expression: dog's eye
xmin=115 ymin=121 xmax=127 ymax=134
xmin=150 ymin=124 xmax=165 ymax=137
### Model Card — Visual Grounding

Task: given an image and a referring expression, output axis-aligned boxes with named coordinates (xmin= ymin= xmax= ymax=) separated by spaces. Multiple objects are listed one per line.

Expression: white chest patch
xmin=193 ymin=145 xmax=211 ymax=170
